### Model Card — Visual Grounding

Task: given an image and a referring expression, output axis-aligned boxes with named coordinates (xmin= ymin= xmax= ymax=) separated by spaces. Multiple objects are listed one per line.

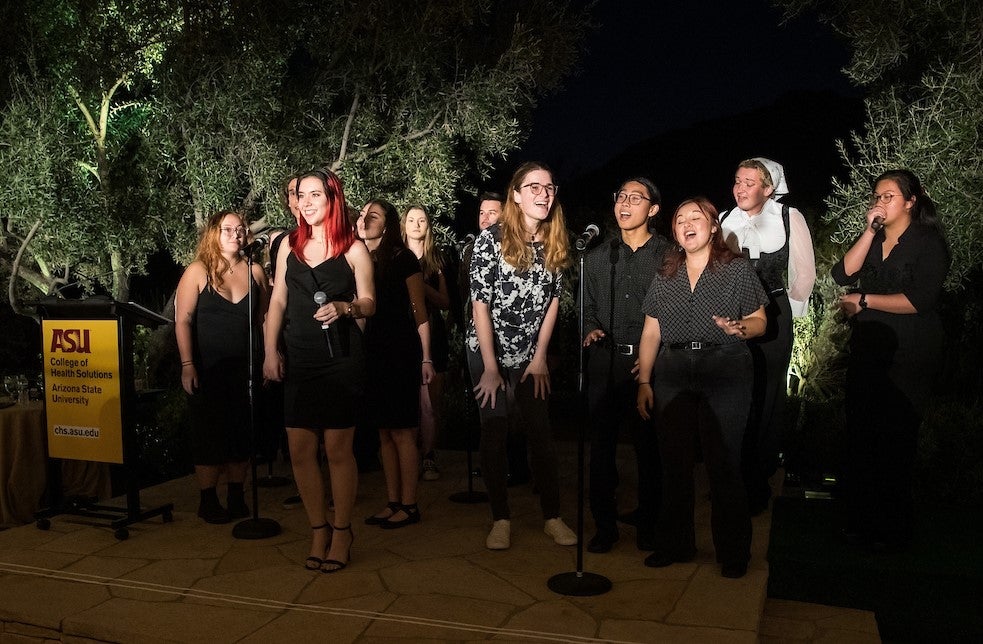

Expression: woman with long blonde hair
xmin=468 ymin=161 xmax=576 ymax=550
xmin=175 ymin=210 xmax=270 ymax=524
xmin=401 ymin=205 xmax=450 ymax=480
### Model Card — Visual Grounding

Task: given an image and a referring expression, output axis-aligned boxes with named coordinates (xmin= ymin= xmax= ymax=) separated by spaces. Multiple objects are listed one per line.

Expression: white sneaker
xmin=544 ymin=517 xmax=577 ymax=546
xmin=486 ymin=519 xmax=511 ymax=550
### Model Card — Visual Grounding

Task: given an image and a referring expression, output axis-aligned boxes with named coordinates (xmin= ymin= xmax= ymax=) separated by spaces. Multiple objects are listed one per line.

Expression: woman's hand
xmin=421 ymin=361 xmax=435 ymax=386
xmin=181 ymin=364 xmax=198 ymax=395
xmin=263 ymin=351 xmax=285 ymax=382
xmin=636 ymin=383 xmax=653 ymax=420
xmin=314 ymin=301 xmax=347 ymax=326
xmin=583 ymin=328 xmax=605 ymax=347
xmin=473 ymin=367 xmax=505 ymax=409
xmin=521 ymin=356 xmax=551 ymax=400
xmin=866 ymin=204 xmax=886 ymax=232
xmin=712 ymin=315 xmax=748 ymax=337
xmin=837 ymin=292 xmax=863 ymax=318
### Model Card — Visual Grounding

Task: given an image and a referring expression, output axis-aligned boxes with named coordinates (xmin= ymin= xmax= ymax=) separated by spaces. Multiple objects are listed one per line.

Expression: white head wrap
xmin=753 ymin=157 xmax=789 ymax=198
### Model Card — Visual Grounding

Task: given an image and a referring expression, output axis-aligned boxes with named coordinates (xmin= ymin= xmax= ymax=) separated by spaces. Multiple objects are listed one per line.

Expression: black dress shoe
xmin=643 ymin=548 xmax=695 ymax=568
xmin=721 ymin=562 xmax=748 ymax=578
xmin=587 ymin=530 xmax=619 ymax=553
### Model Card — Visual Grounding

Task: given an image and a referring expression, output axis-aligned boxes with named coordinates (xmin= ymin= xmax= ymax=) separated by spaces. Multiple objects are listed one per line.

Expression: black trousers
xmin=742 ymin=291 xmax=793 ymax=505
xmin=586 ymin=343 xmax=661 ymax=532
xmin=652 ymin=342 xmax=753 ymax=565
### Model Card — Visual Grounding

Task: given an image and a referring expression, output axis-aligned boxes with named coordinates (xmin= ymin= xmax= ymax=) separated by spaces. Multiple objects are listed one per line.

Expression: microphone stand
xmin=547 ymin=244 xmax=611 ymax=596
xmin=233 ymin=249 xmax=282 ymax=540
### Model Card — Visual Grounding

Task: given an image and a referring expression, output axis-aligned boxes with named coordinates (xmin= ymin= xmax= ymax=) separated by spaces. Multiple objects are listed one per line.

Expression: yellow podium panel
xmin=42 ymin=319 xmax=124 ymax=463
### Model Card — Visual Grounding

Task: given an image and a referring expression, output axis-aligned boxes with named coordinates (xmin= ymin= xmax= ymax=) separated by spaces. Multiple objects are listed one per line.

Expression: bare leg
xmin=388 ymin=427 xmax=419 ymax=522
xmin=324 ymin=428 xmax=357 ymax=566
xmin=195 ymin=464 xmax=222 ymax=489
xmin=287 ymin=428 xmax=329 ymax=562
xmin=371 ymin=429 xmax=401 ymax=519
xmin=420 ymin=372 xmax=445 ymax=454
xmin=226 ymin=461 xmax=248 ymax=484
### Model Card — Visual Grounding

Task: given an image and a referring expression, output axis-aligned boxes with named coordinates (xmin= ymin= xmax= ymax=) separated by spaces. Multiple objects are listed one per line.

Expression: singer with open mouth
xmin=176 ymin=210 xmax=271 ymax=525
xmin=357 ymin=199 xmax=433 ymax=530
xmin=468 ymin=161 xmax=577 ymax=550
xmin=580 ymin=177 xmax=670 ymax=555
xmin=833 ymin=169 xmax=949 ymax=551
xmin=263 ymin=169 xmax=375 ymax=573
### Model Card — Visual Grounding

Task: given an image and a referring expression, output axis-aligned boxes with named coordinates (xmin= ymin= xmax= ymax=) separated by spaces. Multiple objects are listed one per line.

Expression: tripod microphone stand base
xmin=232 ymin=517 xmax=282 ymax=540
xmin=547 ymin=571 xmax=612 ymax=596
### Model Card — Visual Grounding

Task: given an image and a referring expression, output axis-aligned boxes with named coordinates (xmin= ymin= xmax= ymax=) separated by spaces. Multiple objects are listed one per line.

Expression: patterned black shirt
xmin=582 ymin=233 xmax=670 ymax=345
xmin=641 ymin=257 xmax=767 ymax=345
xmin=467 ymin=224 xmax=564 ymax=368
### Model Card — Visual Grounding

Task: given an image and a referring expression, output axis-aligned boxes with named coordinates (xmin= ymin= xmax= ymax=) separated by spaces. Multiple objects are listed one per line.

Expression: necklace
xmin=227 ymin=260 xmax=242 ymax=275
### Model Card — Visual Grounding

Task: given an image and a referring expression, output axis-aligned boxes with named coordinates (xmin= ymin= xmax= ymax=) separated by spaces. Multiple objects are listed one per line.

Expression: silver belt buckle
xmin=618 ymin=344 xmax=634 ymax=356
xmin=690 ymin=341 xmax=702 ymax=350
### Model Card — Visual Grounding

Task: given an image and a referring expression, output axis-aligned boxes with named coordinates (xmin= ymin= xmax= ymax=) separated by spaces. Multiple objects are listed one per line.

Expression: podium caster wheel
xmin=114 ymin=528 xmax=129 ymax=541
xmin=163 ymin=511 xmax=173 ymax=523
xmin=36 ymin=518 xmax=51 ymax=531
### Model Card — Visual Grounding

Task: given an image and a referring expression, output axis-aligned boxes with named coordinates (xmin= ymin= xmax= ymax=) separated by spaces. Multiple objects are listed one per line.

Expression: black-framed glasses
xmin=614 ymin=191 xmax=651 ymax=206
xmin=520 ymin=182 xmax=558 ymax=196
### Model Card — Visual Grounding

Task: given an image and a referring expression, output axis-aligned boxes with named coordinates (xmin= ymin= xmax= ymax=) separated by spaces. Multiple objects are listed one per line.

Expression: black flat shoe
xmin=643 ymin=548 xmax=696 ymax=568
xmin=587 ymin=530 xmax=619 ymax=554
xmin=380 ymin=503 xmax=421 ymax=529
xmin=365 ymin=501 xmax=401 ymax=525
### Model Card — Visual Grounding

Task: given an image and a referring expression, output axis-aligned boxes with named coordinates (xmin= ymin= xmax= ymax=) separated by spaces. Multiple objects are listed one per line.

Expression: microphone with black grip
xmin=575 ymin=223 xmax=600 ymax=251
xmin=313 ymin=291 xmax=334 ymax=358
xmin=239 ymin=230 xmax=272 ymax=256
xmin=871 ymin=216 xmax=885 ymax=231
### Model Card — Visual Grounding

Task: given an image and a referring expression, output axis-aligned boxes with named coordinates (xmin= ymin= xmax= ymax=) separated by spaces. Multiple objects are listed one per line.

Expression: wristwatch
xmin=859 ymin=292 xmax=868 ymax=309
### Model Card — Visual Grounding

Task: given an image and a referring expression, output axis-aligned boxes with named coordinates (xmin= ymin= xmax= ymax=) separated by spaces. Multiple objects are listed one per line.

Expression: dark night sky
xmin=513 ymin=0 xmax=857 ymax=176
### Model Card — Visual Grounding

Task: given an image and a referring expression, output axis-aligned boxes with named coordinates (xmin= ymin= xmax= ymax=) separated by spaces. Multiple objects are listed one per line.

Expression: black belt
xmin=667 ymin=341 xmax=720 ymax=351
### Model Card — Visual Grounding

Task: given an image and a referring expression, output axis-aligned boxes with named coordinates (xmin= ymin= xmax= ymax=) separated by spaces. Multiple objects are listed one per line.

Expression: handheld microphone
xmin=313 ymin=291 xmax=334 ymax=358
xmin=871 ymin=216 xmax=884 ymax=231
xmin=239 ymin=230 xmax=272 ymax=256
xmin=575 ymin=223 xmax=600 ymax=251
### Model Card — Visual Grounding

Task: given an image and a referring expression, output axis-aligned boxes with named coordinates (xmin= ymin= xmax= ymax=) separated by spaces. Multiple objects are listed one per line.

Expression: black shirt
xmin=582 ymin=233 xmax=670 ymax=346
xmin=642 ymin=257 xmax=768 ymax=345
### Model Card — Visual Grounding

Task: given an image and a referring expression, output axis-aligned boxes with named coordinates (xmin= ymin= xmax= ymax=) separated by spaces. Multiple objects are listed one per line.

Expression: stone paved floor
xmin=0 ymin=445 xmax=878 ymax=642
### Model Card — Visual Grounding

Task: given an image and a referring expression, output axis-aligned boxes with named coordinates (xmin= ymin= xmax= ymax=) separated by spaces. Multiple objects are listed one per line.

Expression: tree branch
xmin=336 ymin=91 xmax=360 ymax=166
xmin=330 ymin=114 xmax=441 ymax=172
xmin=7 ymin=218 xmax=42 ymax=316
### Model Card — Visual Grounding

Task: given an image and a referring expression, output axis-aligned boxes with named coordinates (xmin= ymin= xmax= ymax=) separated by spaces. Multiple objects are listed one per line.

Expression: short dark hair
xmin=478 ymin=191 xmax=504 ymax=204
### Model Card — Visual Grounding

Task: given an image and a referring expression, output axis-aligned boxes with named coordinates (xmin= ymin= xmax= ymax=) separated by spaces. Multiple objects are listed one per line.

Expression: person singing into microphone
xmin=833 ymin=169 xmax=949 ymax=550
xmin=357 ymin=199 xmax=433 ymax=529
xmin=581 ymin=177 xmax=670 ymax=554
xmin=469 ymin=161 xmax=576 ymax=550
xmin=175 ymin=210 xmax=270 ymax=524
xmin=263 ymin=169 xmax=375 ymax=573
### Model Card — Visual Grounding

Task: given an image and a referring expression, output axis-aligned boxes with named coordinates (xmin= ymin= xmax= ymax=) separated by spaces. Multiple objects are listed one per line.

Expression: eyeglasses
xmin=869 ymin=192 xmax=899 ymax=206
xmin=520 ymin=182 xmax=558 ymax=196
xmin=614 ymin=192 xmax=651 ymax=206
xmin=220 ymin=226 xmax=246 ymax=237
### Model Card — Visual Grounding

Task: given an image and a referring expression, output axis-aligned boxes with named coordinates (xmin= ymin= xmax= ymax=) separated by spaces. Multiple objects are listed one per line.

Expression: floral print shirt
xmin=467 ymin=224 xmax=563 ymax=368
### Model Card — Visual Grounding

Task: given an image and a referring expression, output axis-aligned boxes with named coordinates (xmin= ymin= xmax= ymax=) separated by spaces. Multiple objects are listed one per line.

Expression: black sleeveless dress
xmin=283 ymin=252 xmax=365 ymax=429
xmin=190 ymin=280 xmax=261 ymax=465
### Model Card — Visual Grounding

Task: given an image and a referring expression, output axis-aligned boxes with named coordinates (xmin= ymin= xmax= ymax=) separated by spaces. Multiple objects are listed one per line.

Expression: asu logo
xmin=50 ymin=329 xmax=92 ymax=353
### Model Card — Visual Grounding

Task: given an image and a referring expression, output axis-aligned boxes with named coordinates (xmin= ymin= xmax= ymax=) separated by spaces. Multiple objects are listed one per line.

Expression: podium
xmin=34 ymin=296 xmax=174 ymax=539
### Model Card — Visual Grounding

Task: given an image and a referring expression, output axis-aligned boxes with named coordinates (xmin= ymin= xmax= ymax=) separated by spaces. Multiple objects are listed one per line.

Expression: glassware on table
xmin=16 ymin=375 xmax=29 ymax=404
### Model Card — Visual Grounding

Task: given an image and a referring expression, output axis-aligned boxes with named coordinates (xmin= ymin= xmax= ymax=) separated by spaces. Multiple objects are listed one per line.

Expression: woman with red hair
xmin=263 ymin=169 xmax=375 ymax=573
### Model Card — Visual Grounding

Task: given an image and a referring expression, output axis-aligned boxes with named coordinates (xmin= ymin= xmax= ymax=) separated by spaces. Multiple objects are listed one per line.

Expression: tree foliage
xmin=0 ymin=0 xmax=591 ymax=309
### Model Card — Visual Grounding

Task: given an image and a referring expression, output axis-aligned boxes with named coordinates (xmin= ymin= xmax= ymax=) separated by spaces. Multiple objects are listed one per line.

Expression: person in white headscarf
xmin=720 ymin=157 xmax=816 ymax=515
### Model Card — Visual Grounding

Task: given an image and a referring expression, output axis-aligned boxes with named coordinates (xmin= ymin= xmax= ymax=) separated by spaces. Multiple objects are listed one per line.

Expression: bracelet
xmin=347 ymin=303 xmax=354 ymax=318
xmin=181 ymin=361 xmax=194 ymax=367
xmin=638 ymin=381 xmax=651 ymax=386
xmin=422 ymin=359 xmax=433 ymax=364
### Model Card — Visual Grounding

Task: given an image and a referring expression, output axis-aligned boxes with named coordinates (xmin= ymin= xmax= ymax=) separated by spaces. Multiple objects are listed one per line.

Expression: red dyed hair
xmin=289 ymin=169 xmax=355 ymax=259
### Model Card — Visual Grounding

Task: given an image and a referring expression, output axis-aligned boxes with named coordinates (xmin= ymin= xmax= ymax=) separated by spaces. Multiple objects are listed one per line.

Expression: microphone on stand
xmin=240 ymin=230 xmax=272 ymax=256
xmin=575 ymin=224 xmax=600 ymax=251
xmin=870 ymin=216 xmax=885 ymax=231
xmin=313 ymin=291 xmax=334 ymax=358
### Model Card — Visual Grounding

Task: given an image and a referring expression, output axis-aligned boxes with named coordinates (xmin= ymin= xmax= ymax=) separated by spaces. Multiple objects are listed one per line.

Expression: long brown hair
xmin=499 ymin=161 xmax=571 ymax=273
xmin=194 ymin=210 xmax=246 ymax=291
xmin=401 ymin=204 xmax=443 ymax=279
xmin=660 ymin=197 xmax=739 ymax=278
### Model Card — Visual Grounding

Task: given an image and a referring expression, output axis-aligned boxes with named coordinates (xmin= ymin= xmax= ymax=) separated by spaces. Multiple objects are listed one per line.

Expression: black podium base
xmin=547 ymin=571 xmax=612 ymax=596
xmin=449 ymin=490 xmax=488 ymax=504
xmin=232 ymin=517 xmax=282 ymax=540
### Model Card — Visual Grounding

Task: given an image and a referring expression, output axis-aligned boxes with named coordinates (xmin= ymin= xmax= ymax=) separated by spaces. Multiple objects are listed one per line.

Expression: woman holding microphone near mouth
xmin=832 ymin=169 xmax=949 ymax=550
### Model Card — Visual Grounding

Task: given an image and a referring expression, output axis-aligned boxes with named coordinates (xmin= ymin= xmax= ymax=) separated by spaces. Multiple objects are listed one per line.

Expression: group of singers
xmin=175 ymin=158 xmax=948 ymax=579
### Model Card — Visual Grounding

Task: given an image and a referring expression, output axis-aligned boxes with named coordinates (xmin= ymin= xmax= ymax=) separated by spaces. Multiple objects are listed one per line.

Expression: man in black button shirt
xmin=581 ymin=177 xmax=670 ymax=553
